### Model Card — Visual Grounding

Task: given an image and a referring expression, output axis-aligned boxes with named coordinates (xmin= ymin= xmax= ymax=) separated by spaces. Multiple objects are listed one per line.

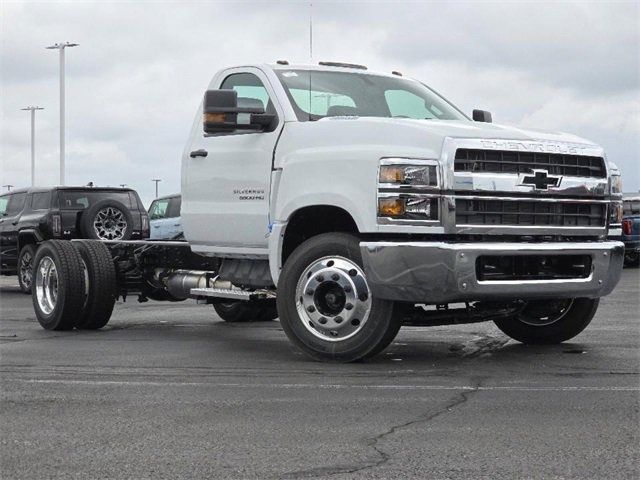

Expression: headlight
xmin=378 ymin=196 xmax=439 ymax=221
xmin=609 ymin=201 xmax=623 ymax=225
xmin=611 ymin=174 xmax=622 ymax=195
xmin=379 ymin=165 xmax=438 ymax=186
xmin=378 ymin=159 xmax=439 ymax=188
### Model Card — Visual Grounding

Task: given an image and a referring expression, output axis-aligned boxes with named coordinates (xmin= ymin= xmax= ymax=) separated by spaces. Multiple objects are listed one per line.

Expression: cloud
xmin=1 ymin=0 xmax=639 ymax=203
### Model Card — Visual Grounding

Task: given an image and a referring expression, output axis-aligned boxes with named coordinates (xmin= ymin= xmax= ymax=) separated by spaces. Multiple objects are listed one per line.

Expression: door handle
xmin=190 ymin=149 xmax=208 ymax=158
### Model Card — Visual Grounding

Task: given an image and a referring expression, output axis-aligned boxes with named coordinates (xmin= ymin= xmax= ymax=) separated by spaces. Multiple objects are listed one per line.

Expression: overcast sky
xmin=1 ymin=0 xmax=639 ymax=206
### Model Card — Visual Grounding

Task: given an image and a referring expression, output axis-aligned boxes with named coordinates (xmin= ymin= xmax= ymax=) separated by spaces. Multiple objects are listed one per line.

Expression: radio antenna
xmin=309 ymin=2 xmax=313 ymax=61
xmin=308 ymin=2 xmax=313 ymax=121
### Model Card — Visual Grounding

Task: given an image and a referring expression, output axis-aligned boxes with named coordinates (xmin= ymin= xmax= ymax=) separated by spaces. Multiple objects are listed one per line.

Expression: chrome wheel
xmin=295 ymin=256 xmax=372 ymax=342
xmin=19 ymin=249 xmax=34 ymax=289
xmin=93 ymin=207 xmax=127 ymax=240
xmin=35 ymin=256 xmax=59 ymax=315
xmin=519 ymin=299 xmax=574 ymax=327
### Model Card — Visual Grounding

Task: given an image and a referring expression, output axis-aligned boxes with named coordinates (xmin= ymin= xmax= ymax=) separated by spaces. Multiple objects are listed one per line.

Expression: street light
xmin=20 ymin=106 xmax=44 ymax=187
xmin=46 ymin=41 xmax=79 ymax=186
xmin=151 ymin=179 xmax=162 ymax=198
xmin=3 ymin=185 xmax=14 ymax=192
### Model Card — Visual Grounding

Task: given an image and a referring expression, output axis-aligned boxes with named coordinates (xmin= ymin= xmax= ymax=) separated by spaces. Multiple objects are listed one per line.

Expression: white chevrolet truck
xmin=30 ymin=62 xmax=625 ymax=362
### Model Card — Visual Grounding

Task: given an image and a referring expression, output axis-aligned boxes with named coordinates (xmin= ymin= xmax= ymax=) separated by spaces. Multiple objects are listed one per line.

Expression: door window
xmin=220 ymin=73 xmax=274 ymax=115
xmin=149 ymin=199 xmax=169 ymax=220
xmin=167 ymin=197 xmax=182 ymax=218
xmin=31 ymin=192 xmax=51 ymax=210
xmin=6 ymin=193 xmax=27 ymax=216
xmin=0 ymin=196 xmax=8 ymax=216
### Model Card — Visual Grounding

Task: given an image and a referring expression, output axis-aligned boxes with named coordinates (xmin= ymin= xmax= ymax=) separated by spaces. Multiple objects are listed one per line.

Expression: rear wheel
xmin=73 ymin=240 xmax=118 ymax=329
xmin=32 ymin=240 xmax=86 ymax=330
xmin=494 ymin=298 xmax=599 ymax=344
xmin=213 ymin=300 xmax=278 ymax=322
xmin=277 ymin=233 xmax=401 ymax=362
xmin=17 ymin=244 xmax=37 ymax=294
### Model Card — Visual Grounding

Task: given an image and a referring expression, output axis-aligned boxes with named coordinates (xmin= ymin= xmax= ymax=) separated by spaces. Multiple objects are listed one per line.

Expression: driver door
xmin=184 ymin=68 xmax=282 ymax=256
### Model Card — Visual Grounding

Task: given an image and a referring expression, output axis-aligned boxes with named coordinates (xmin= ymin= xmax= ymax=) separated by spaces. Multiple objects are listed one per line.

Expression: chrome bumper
xmin=360 ymin=241 xmax=624 ymax=303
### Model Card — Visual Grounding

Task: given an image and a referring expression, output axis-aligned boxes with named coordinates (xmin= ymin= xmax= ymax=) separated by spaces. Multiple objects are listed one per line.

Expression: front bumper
xmin=360 ymin=241 xmax=624 ymax=303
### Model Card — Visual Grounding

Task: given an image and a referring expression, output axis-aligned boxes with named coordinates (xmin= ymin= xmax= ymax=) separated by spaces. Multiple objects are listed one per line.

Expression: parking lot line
xmin=11 ymin=378 xmax=639 ymax=391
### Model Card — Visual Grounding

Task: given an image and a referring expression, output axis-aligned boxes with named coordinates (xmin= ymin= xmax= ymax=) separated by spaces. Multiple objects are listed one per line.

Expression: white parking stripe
xmin=10 ymin=379 xmax=640 ymax=391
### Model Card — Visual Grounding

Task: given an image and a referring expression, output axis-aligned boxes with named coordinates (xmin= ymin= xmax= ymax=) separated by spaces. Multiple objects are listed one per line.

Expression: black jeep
xmin=0 ymin=186 xmax=149 ymax=293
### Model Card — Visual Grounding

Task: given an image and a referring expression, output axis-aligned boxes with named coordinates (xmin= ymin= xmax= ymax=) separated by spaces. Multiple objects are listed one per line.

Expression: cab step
xmin=190 ymin=287 xmax=274 ymax=301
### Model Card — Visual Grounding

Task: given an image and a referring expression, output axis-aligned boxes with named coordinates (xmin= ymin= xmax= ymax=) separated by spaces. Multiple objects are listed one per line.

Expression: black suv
xmin=0 ymin=186 xmax=149 ymax=293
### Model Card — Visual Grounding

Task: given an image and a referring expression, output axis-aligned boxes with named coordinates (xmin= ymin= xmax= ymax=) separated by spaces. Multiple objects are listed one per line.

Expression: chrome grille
xmin=456 ymin=199 xmax=607 ymax=227
xmin=454 ymin=148 xmax=606 ymax=178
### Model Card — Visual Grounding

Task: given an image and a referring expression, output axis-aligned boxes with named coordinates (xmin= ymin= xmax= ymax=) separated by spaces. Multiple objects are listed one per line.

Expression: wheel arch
xmin=269 ymin=204 xmax=360 ymax=285
xmin=18 ymin=229 xmax=43 ymax=252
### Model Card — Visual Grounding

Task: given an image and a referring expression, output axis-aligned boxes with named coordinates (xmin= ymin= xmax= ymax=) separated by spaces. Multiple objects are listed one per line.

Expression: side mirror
xmin=472 ymin=109 xmax=492 ymax=123
xmin=203 ymin=90 xmax=276 ymax=134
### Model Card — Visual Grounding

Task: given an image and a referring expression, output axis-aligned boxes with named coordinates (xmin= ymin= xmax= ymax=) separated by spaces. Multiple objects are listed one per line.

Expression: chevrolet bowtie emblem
xmin=519 ymin=169 xmax=562 ymax=190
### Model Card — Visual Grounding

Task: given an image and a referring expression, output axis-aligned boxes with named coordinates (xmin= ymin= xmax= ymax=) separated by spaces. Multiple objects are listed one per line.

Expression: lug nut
xmin=344 ymin=286 xmax=352 ymax=293
xmin=334 ymin=316 xmax=343 ymax=324
xmin=359 ymin=293 xmax=368 ymax=301
xmin=331 ymin=273 xmax=340 ymax=281
xmin=349 ymin=269 xmax=357 ymax=277
xmin=345 ymin=303 xmax=353 ymax=311
xmin=351 ymin=319 xmax=360 ymax=326
xmin=306 ymin=289 xmax=314 ymax=295
xmin=307 ymin=305 xmax=316 ymax=313
xmin=316 ymin=275 xmax=324 ymax=282
xmin=319 ymin=317 xmax=327 ymax=324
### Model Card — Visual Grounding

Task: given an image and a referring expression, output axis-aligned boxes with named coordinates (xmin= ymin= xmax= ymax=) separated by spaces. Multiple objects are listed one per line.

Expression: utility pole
xmin=46 ymin=42 xmax=78 ymax=186
xmin=3 ymin=185 xmax=14 ymax=192
xmin=20 ymin=106 xmax=44 ymax=186
xmin=119 ymin=184 xmax=127 ymax=188
xmin=151 ymin=179 xmax=161 ymax=198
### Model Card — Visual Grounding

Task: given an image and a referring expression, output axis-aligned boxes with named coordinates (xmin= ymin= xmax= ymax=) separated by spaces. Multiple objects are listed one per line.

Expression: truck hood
xmin=320 ymin=117 xmax=599 ymax=147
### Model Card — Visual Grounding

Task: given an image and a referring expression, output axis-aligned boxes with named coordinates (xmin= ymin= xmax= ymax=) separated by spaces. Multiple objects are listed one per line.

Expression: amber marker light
xmin=204 ymin=112 xmax=226 ymax=123
xmin=378 ymin=197 xmax=405 ymax=217
xmin=379 ymin=165 xmax=406 ymax=183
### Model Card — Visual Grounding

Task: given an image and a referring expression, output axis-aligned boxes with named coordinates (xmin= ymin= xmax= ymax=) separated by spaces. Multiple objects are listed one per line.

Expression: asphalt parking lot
xmin=1 ymin=271 xmax=638 ymax=480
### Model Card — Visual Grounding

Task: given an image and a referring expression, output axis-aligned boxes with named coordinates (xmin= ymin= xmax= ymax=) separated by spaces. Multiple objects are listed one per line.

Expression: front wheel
xmin=277 ymin=233 xmax=401 ymax=362
xmin=623 ymin=250 xmax=640 ymax=268
xmin=18 ymin=244 xmax=37 ymax=294
xmin=493 ymin=298 xmax=599 ymax=345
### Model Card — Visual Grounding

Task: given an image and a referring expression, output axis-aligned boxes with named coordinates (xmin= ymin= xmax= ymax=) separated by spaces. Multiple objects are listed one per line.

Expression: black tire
xmin=213 ymin=300 xmax=278 ymax=322
xmin=494 ymin=298 xmax=599 ymax=345
xmin=73 ymin=240 xmax=118 ymax=329
xmin=31 ymin=240 xmax=86 ymax=331
xmin=17 ymin=243 xmax=37 ymax=294
xmin=277 ymin=232 xmax=401 ymax=362
xmin=80 ymin=199 xmax=133 ymax=240
xmin=623 ymin=250 xmax=640 ymax=268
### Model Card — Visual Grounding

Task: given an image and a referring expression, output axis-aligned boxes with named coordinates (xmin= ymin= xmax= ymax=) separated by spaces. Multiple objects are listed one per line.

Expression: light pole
xmin=20 ymin=106 xmax=44 ymax=186
xmin=151 ymin=179 xmax=162 ymax=198
xmin=46 ymin=41 xmax=78 ymax=186
xmin=3 ymin=185 xmax=13 ymax=192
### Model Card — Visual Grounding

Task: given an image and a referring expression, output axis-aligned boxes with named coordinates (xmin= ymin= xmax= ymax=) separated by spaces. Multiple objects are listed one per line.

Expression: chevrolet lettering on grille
xmin=519 ymin=169 xmax=562 ymax=190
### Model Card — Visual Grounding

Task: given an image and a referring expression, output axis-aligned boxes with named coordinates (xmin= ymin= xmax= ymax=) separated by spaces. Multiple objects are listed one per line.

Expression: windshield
xmin=275 ymin=69 xmax=467 ymax=122
xmin=0 ymin=195 xmax=8 ymax=216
